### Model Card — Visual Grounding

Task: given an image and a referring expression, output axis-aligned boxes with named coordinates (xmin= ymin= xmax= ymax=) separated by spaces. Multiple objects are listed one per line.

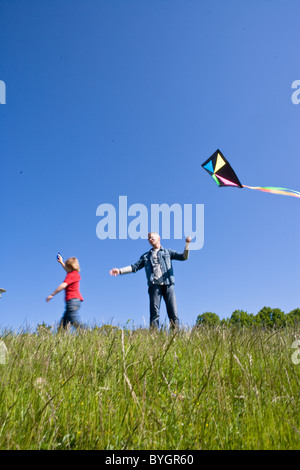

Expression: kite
xmin=202 ymin=149 xmax=300 ymax=199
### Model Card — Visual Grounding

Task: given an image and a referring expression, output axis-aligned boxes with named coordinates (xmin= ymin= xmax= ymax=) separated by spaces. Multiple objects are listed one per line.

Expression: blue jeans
xmin=148 ymin=284 xmax=179 ymax=329
xmin=60 ymin=298 xmax=82 ymax=329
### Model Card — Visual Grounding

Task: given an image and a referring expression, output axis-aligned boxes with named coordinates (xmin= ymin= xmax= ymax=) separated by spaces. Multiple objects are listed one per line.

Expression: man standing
xmin=110 ymin=233 xmax=191 ymax=329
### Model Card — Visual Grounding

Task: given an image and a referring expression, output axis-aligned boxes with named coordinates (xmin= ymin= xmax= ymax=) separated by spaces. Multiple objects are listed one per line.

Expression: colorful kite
xmin=202 ymin=149 xmax=300 ymax=199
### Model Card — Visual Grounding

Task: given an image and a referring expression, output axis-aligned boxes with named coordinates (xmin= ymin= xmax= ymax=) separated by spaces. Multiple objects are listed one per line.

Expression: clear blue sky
xmin=1 ymin=0 xmax=299 ymax=330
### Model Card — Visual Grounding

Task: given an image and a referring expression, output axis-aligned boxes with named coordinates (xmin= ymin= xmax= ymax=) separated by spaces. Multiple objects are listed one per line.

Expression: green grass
xmin=0 ymin=325 xmax=299 ymax=449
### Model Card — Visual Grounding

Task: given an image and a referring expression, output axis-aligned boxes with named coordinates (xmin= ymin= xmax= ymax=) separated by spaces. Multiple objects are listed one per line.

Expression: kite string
xmin=242 ymin=185 xmax=300 ymax=198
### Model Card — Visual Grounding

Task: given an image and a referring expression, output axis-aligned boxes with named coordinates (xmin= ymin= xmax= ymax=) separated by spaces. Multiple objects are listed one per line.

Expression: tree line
xmin=196 ymin=307 xmax=300 ymax=328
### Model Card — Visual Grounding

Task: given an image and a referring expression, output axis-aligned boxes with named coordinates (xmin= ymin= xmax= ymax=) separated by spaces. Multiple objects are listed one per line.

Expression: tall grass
xmin=0 ymin=325 xmax=299 ymax=449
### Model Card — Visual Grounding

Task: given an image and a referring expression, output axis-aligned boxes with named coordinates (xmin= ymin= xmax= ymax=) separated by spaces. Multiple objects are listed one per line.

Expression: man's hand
xmin=185 ymin=236 xmax=191 ymax=243
xmin=46 ymin=295 xmax=53 ymax=302
xmin=110 ymin=268 xmax=120 ymax=276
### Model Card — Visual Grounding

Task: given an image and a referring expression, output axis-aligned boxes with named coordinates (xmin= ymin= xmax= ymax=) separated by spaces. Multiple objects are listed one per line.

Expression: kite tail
xmin=242 ymin=185 xmax=300 ymax=199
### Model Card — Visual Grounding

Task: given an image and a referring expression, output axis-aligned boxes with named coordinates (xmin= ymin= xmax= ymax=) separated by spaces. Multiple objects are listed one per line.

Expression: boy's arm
xmin=46 ymin=282 xmax=67 ymax=302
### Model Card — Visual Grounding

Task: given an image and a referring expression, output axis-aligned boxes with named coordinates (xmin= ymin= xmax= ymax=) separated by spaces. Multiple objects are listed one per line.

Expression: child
xmin=46 ymin=255 xmax=84 ymax=329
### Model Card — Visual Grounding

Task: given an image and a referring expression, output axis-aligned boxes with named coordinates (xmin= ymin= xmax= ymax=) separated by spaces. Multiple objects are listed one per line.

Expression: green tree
xmin=286 ymin=308 xmax=300 ymax=325
xmin=196 ymin=312 xmax=220 ymax=327
xmin=229 ymin=310 xmax=254 ymax=327
xmin=255 ymin=306 xmax=285 ymax=328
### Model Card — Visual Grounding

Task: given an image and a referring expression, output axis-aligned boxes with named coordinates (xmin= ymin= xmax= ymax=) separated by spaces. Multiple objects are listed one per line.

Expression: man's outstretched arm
xmin=110 ymin=266 xmax=133 ymax=276
xmin=170 ymin=236 xmax=191 ymax=261
xmin=110 ymin=255 xmax=146 ymax=277
xmin=183 ymin=236 xmax=191 ymax=260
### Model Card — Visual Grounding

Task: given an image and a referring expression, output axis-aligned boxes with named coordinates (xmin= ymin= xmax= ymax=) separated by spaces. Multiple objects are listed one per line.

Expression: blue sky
xmin=0 ymin=0 xmax=300 ymax=330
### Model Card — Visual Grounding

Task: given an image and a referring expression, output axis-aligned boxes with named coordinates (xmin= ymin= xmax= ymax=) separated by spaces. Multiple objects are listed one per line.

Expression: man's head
xmin=148 ymin=232 xmax=161 ymax=249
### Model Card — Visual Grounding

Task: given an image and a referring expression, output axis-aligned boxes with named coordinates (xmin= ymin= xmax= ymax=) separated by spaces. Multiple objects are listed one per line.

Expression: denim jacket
xmin=131 ymin=246 xmax=188 ymax=287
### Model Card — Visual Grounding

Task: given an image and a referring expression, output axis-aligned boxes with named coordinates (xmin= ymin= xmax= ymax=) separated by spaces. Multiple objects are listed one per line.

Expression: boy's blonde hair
xmin=65 ymin=257 xmax=80 ymax=272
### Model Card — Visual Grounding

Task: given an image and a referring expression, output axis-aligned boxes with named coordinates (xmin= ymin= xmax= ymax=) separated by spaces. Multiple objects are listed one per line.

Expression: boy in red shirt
xmin=46 ymin=255 xmax=84 ymax=329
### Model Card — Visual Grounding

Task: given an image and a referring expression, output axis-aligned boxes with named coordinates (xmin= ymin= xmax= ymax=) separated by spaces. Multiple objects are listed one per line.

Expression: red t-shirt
xmin=64 ymin=271 xmax=84 ymax=302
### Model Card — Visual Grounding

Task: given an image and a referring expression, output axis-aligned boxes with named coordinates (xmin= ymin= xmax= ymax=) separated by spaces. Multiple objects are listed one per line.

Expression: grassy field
xmin=0 ymin=324 xmax=299 ymax=450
